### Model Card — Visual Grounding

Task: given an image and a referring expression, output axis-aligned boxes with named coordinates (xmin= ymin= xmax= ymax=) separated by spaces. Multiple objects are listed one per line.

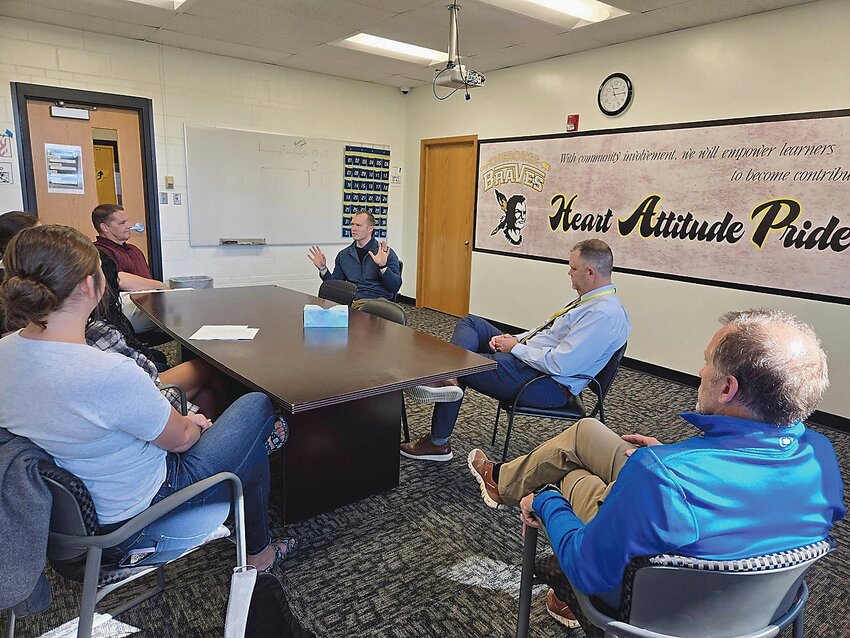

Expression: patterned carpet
xmin=5 ymin=305 xmax=849 ymax=637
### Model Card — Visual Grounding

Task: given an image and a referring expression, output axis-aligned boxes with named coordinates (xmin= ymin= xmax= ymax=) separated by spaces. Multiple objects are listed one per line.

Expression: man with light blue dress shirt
xmin=400 ymin=239 xmax=630 ymax=462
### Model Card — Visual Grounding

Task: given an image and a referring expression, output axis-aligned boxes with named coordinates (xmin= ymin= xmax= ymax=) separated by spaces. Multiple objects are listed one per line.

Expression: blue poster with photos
xmin=343 ymin=145 xmax=390 ymax=238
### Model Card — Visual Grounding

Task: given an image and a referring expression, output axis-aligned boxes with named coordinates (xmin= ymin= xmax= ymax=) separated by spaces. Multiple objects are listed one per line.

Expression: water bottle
xmin=130 ymin=222 xmax=145 ymax=232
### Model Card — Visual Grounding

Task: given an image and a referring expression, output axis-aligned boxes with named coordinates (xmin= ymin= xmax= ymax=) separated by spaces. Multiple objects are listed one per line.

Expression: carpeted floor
xmin=5 ymin=305 xmax=849 ymax=637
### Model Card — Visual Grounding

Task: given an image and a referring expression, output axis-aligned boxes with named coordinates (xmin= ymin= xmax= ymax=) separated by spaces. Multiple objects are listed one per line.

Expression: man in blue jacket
xmin=469 ymin=308 xmax=845 ymax=630
xmin=307 ymin=211 xmax=401 ymax=307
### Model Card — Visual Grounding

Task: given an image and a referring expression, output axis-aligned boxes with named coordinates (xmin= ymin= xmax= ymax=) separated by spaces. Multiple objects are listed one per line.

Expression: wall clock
xmin=598 ymin=73 xmax=633 ymax=116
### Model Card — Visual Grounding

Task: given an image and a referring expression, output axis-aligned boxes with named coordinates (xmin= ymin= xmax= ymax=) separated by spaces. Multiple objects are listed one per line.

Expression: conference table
xmin=133 ymin=285 xmax=495 ymax=523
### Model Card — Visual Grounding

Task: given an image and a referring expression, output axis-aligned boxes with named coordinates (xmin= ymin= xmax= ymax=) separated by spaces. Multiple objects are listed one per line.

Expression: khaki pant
xmin=497 ymin=418 xmax=636 ymax=522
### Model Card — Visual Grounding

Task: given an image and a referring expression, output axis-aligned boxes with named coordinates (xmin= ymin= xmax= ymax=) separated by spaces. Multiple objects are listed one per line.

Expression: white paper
xmin=189 ymin=325 xmax=259 ymax=340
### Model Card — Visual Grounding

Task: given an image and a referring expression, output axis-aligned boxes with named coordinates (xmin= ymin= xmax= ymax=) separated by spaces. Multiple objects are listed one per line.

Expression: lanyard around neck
xmin=519 ymin=287 xmax=616 ymax=344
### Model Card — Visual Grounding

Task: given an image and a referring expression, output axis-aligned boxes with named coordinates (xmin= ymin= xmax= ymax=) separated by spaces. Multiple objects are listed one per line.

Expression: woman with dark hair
xmin=88 ymin=251 xmax=227 ymax=419
xmin=0 ymin=225 xmax=295 ymax=571
xmin=0 ymin=211 xmax=39 ymax=256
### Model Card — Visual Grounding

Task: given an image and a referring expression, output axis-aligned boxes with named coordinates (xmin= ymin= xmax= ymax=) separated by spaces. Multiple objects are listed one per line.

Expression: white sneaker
xmin=404 ymin=384 xmax=463 ymax=404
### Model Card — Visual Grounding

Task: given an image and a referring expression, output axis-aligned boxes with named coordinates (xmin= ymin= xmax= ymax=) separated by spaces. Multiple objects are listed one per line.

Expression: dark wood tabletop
xmin=133 ymin=285 xmax=495 ymax=413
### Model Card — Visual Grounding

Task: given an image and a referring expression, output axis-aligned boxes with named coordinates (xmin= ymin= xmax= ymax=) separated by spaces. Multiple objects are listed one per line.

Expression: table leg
xmin=270 ymin=391 xmax=402 ymax=523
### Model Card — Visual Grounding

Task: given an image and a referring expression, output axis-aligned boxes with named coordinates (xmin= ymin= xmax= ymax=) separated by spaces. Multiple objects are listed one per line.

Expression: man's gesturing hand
xmin=307 ymin=246 xmax=327 ymax=271
xmin=368 ymin=240 xmax=390 ymax=268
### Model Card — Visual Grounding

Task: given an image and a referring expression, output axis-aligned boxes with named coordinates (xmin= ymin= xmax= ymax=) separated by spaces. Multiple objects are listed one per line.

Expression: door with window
xmin=24 ymin=100 xmax=151 ymax=261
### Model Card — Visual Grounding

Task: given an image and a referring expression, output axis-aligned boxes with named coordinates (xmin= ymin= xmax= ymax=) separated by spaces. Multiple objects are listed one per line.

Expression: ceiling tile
xmin=465 ymin=44 xmax=555 ymax=72
xmin=647 ymin=0 xmax=765 ymax=29
xmin=368 ymin=12 xmax=514 ymax=57
xmin=349 ymin=0 xmax=437 ymax=13
xmin=749 ymin=0 xmax=817 ymax=9
xmin=146 ymin=29 xmax=288 ymax=64
xmin=519 ymin=27 xmax=606 ymax=57
xmin=176 ymin=0 xmax=357 ymax=42
xmin=446 ymin=1 xmax=568 ymax=44
xmin=582 ymin=11 xmax=679 ymax=44
xmin=0 ymin=1 xmax=160 ymax=40
xmin=604 ymin=0 xmax=688 ymax=12
xmin=242 ymin=0 xmax=396 ymax=30
xmin=160 ymin=13 xmax=323 ymax=54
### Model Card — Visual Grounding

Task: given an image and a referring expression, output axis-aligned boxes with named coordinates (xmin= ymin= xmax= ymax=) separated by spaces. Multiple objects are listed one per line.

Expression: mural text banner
xmin=475 ymin=111 xmax=850 ymax=303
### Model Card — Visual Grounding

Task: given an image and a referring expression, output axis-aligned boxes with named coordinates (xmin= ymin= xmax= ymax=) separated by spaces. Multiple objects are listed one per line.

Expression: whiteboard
xmin=186 ymin=125 xmax=376 ymax=246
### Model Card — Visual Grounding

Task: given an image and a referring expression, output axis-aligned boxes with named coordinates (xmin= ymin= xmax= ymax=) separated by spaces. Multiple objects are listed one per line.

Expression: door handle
xmin=464 ymin=241 xmax=469 ymax=246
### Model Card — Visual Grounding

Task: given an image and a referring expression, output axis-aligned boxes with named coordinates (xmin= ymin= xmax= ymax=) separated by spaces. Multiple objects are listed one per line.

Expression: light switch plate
xmin=159 ymin=192 xmax=168 ymax=205
xmin=173 ymin=193 xmax=182 ymax=205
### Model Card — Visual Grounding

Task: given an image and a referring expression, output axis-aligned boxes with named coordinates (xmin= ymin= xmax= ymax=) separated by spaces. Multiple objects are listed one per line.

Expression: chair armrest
xmin=158 ymin=383 xmax=187 ymax=415
xmin=49 ymin=471 xmax=242 ymax=550
xmin=512 ymin=374 xmax=558 ymax=410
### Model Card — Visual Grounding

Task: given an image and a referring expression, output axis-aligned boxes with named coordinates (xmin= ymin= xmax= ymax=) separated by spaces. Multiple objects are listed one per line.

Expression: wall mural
xmin=474 ymin=110 xmax=850 ymax=304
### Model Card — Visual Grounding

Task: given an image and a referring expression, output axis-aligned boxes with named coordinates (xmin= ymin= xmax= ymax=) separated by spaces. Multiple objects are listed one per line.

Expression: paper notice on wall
xmin=0 ymin=162 xmax=12 ymax=185
xmin=45 ymin=143 xmax=84 ymax=194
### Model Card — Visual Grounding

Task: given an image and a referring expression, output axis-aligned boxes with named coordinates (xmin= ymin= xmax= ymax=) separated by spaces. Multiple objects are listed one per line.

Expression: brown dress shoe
xmin=467 ymin=449 xmax=503 ymax=509
xmin=400 ymin=435 xmax=453 ymax=461
xmin=545 ymin=589 xmax=580 ymax=629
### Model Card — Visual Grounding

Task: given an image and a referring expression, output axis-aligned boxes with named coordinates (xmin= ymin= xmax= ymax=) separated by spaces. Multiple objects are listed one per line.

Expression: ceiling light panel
xmin=335 ymin=34 xmax=448 ymax=65
xmin=479 ymin=0 xmax=627 ymax=28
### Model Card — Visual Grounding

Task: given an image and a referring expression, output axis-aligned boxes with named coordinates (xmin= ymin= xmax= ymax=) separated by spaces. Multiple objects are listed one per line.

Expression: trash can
xmin=169 ymin=275 xmax=214 ymax=289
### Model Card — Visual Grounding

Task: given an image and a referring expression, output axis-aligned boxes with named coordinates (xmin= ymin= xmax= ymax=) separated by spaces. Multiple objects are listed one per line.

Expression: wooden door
xmin=417 ymin=135 xmax=477 ymax=317
xmin=25 ymin=101 xmax=150 ymax=261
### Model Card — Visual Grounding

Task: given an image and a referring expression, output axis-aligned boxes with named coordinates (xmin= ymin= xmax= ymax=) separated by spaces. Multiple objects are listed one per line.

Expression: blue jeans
xmin=106 ymin=392 xmax=277 ymax=565
xmin=431 ymin=315 xmax=570 ymax=441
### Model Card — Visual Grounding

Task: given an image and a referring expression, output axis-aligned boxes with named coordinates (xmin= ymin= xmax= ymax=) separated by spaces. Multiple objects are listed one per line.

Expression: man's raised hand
xmin=307 ymin=246 xmax=327 ymax=270
xmin=368 ymin=240 xmax=390 ymax=268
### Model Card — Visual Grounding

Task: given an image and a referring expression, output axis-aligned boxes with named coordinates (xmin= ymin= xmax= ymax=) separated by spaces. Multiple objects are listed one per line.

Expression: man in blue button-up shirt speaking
xmin=308 ymin=211 xmax=401 ymax=307
xmin=401 ymin=239 xmax=630 ymax=462
xmin=469 ymin=308 xmax=845 ymax=630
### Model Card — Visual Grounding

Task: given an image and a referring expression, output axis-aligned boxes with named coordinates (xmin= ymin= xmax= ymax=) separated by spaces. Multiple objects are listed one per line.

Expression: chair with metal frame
xmin=4 ymin=386 xmax=247 ymax=638
xmin=357 ymin=298 xmax=411 ymax=442
xmin=516 ymin=522 xmax=835 ymax=638
xmin=318 ymin=279 xmax=357 ymax=306
xmin=492 ymin=342 xmax=627 ymax=462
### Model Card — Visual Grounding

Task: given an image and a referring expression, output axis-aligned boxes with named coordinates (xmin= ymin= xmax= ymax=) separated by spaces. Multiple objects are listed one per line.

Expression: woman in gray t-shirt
xmin=0 ymin=225 xmax=294 ymax=572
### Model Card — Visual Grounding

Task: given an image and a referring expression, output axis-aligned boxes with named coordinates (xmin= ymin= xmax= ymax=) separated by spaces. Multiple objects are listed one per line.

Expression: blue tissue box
xmin=304 ymin=304 xmax=349 ymax=328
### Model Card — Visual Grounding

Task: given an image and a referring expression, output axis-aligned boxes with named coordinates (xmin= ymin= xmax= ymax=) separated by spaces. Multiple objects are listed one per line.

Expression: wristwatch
xmin=532 ymin=483 xmax=561 ymax=497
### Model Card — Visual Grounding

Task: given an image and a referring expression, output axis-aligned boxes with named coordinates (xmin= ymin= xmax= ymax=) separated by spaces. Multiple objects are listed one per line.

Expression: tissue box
xmin=304 ymin=304 xmax=349 ymax=328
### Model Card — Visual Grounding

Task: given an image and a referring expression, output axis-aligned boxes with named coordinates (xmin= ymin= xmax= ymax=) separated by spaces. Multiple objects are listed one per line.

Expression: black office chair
xmin=358 ymin=298 xmax=411 ymax=443
xmin=318 ymin=279 xmax=357 ymax=305
xmin=492 ymin=342 xmax=627 ymax=461
xmin=4 ymin=387 xmax=247 ymax=638
xmin=517 ymin=523 xmax=835 ymax=638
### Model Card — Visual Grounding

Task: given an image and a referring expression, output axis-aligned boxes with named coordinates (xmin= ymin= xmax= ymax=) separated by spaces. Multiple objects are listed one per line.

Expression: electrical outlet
xmin=159 ymin=192 xmax=168 ymax=205
xmin=173 ymin=193 xmax=182 ymax=205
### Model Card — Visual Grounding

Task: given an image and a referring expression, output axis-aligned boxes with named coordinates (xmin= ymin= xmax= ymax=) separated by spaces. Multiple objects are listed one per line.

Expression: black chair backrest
xmin=37 ymin=460 xmax=98 ymax=561
xmin=318 ymin=280 xmax=356 ymax=305
xmin=359 ymin=298 xmax=406 ymax=326
xmin=590 ymin=342 xmax=627 ymax=400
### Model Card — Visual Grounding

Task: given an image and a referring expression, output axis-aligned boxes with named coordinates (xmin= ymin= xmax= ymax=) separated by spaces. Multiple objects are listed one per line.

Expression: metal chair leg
xmin=793 ymin=609 xmax=804 ymax=638
xmin=516 ymin=525 xmax=539 ymax=638
xmin=492 ymin=405 xmax=501 ymax=446
xmin=77 ymin=546 xmax=103 ymax=638
xmin=402 ymin=400 xmax=410 ymax=443
xmin=501 ymin=410 xmax=516 ymax=462
xmin=6 ymin=608 xmax=15 ymax=638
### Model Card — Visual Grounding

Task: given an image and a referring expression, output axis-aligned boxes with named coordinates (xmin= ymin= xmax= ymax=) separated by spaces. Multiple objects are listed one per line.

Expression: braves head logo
xmin=490 ymin=190 xmax=527 ymax=245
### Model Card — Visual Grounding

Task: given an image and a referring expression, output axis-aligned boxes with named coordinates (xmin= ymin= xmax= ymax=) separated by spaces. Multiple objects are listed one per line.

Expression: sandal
xmin=264 ymin=415 xmax=289 ymax=455
xmin=260 ymin=537 xmax=298 ymax=573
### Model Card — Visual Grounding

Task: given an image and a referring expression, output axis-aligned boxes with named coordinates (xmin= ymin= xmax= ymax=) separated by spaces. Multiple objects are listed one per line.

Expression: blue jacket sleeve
xmin=321 ymin=251 xmax=346 ymax=282
xmin=533 ymin=448 xmax=699 ymax=595
xmin=380 ymin=249 xmax=402 ymax=295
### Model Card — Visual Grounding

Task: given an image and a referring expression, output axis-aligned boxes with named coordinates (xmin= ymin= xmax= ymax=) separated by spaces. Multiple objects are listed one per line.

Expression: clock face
xmin=598 ymin=73 xmax=632 ymax=116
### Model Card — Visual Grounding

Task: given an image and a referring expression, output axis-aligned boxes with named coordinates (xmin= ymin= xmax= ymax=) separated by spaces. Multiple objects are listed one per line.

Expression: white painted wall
xmin=402 ymin=0 xmax=850 ymax=418
xmin=0 ymin=18 xmax=407 ymax=294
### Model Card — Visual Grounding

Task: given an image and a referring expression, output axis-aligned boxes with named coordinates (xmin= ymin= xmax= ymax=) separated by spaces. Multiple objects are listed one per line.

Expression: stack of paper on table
xmin=189 ymin=325 xmax=259 ymax=340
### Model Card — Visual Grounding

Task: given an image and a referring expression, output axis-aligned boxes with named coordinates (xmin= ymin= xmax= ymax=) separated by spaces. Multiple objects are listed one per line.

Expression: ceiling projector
xmin=435 ymin=64 xmax=486 ymax=89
